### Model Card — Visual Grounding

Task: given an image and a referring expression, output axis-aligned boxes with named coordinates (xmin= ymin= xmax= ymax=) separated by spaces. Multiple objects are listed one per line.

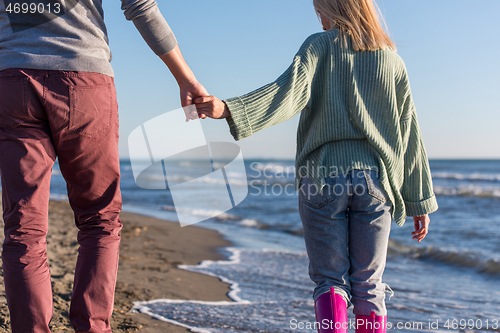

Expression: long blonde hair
xmin=313 ymin=0 xmax=396 ymax=51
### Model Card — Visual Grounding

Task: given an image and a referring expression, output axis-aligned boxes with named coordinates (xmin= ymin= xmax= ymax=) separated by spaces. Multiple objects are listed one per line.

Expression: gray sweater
xmin=0 ymin=0 xmax=178 ymax=77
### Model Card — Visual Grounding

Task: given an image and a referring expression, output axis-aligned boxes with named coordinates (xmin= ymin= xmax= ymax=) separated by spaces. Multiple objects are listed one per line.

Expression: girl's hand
xmin=411 ymin=215 xmax=430 ymax=242
xmin=194 ymin=96 xmax=231 ymax=119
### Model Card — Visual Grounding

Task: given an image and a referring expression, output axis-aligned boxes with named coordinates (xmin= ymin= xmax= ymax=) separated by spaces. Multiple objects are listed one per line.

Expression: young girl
xmin=195 ymin=0 xmax=438 ymax=332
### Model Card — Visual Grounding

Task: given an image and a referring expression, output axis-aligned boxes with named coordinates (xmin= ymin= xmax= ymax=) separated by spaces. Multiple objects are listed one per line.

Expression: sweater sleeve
xmin=399 ymin=91 xmax=439 ymax=216
xmin=224 ymin=40 xmax=317 ymax=141
xmin=121 ymin=0 xmax=178 ymax=56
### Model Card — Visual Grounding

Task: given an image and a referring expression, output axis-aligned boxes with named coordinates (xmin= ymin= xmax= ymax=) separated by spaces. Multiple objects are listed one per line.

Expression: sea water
xmin=47 ymin=159 xmax=500 ymax=332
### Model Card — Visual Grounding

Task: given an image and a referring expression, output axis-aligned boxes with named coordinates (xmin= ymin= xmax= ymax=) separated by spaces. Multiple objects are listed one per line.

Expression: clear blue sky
xmin=102 ymin=0 xmax=500 ymax=159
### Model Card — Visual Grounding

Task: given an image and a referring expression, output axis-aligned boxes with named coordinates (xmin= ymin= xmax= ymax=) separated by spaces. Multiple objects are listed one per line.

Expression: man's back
xmin=0 ymin=0 xmax=177 ymax=76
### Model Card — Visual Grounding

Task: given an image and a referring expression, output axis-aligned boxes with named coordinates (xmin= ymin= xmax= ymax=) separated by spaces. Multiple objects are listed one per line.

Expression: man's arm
xmin=121 ymin=0 xmax=208 ymax=106
xmin=159 ymin=46 xmax=208 ymax=107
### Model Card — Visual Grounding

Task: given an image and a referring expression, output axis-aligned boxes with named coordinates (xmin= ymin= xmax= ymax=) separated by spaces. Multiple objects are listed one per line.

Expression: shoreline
xmin=0 ymin=198 xmax=233 ymax=332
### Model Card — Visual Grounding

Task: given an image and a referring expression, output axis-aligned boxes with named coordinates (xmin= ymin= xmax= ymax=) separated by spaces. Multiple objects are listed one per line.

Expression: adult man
xmin=0 ymin=1 xmax=206 ymax=331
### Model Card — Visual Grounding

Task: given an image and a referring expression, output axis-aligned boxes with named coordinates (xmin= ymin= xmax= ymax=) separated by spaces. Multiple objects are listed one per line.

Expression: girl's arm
xmin=395 ymin=61 xmax=438 ymax=220
xmin=195 ymin=38 xmax=318 ymax=141
xmin=398 ymin=77 xmax=437 ymax=242
xmin=400 ymin=106 xmax=438 ymax=217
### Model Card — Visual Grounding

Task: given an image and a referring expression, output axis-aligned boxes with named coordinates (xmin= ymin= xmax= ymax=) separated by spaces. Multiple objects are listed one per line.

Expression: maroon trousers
xmin=0 ymin=69 xmax=122 ymax=332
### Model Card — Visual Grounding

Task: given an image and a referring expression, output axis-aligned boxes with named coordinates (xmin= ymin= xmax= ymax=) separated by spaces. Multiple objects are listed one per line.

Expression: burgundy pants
xmin=0 ymin=69 xmax=122 ymax=332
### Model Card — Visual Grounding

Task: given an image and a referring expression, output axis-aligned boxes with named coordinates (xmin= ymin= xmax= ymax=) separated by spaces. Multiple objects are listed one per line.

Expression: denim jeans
xmin=299 ymin=169 xmax=392 ymax=316
xmin=0 ymin=69 xmax=122 ymax=332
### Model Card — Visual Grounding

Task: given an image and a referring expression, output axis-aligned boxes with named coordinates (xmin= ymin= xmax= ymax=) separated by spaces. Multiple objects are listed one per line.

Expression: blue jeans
xmin=299 ymin=169 xmax=392 ymax=316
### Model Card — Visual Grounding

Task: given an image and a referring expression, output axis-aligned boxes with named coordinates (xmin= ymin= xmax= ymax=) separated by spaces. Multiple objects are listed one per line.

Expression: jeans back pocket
xmin=363 ymin=170 xmax=388 ymax=203
xmin=0 ymin=77 xmax=28 ymax=129
xmin=69 ymin=83 xmax=112 ymax=137
xmin=299 ymin=176 xmax=337 ymax=209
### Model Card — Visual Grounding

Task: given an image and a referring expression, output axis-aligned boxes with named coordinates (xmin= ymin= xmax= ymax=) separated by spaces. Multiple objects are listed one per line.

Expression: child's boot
xmin=314 ymin=287 xmax=348 ymax=333
xmin=355 ymin=311 xmax=387 ymax=333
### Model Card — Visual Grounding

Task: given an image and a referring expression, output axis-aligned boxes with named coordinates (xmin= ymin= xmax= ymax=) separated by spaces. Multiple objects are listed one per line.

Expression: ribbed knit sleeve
xmin=399 ymin=96 xmax=438 ymax=216
xmin=121 ymin=0 xmax=178 ymax=56
xmin=225 ymin=39 xmax=317 ymax=141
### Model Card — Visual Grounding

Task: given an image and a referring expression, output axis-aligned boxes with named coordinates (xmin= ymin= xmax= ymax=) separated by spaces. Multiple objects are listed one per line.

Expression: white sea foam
xmin=432 ymin=172 xmax=500 ymax=182
xmin=250 ymin=162 xmax=296 ymax=176
xmin=227 ymin=171 xmax=246 ymax=178
xmin=161 ymin=205 xmax=241 ymax=222
xmin=239 ymin=219 xmax=260 ymax=227
xmin=388 ymin=240 xmax=500 ymax=276
xmin=433 ymin=185 xmax=500 ymax=198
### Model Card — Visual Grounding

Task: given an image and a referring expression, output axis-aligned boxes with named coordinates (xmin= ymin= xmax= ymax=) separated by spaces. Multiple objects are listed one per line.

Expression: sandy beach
xmin=0 ymin=198 xmax=232 ymax=332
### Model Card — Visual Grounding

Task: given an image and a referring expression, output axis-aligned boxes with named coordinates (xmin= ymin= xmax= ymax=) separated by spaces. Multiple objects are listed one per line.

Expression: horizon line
xmin=118 ymin=157 xmax=500 ymax=162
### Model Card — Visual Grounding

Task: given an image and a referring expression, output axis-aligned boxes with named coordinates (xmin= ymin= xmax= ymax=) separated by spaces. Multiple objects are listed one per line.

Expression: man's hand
xmin=159 ymin=46 xmax=209 ymax=120
xmin=411 ymin=215 xmax=430 ymax=242
xmin=194 ymin=96 xmax=230 ymax=119
xmin=180 ymin=81 xmax=209 ymax=121
xmin=180 ymin=81 xmax=209 ymax=107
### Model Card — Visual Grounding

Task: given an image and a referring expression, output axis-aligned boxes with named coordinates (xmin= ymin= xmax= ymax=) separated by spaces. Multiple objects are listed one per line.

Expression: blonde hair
xmin=313 ymin=0 xmax=396 ymax=52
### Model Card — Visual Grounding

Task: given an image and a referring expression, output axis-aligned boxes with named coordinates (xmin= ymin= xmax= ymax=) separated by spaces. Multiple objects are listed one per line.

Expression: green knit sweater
xmin=224 ymin=30 xmax=438 ymax=226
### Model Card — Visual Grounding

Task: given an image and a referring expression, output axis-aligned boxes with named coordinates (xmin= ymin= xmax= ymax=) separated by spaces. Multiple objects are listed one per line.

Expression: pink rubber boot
xmin=355 ymin=311 xmax=387 ymax=333
xmin=314 ymin=287 xmax=348 ymax=333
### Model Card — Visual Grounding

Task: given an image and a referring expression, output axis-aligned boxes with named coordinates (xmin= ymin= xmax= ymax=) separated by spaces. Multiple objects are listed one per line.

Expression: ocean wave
xmin=161 ymin=205 xmax=242 ymax=222
xmin=388 ymin=239 xmax=500 ymax=276
xmin=138 ymin=173 xmax=250 ymax=187
xmin=212 ymin=162 xmax=225 ymax=169
xmin=238 ymin=219 xmax=260 ymax=228
xmin=227 ymin=171 xmax=246 ymax=177
xmin=248 ymin=162 xmax=295 ymax=177
xmin=433 ymin=185 xmax=500 ymax=198
xmin=234 ymin=220 xmax=303 ymax=234
xmin=433 ymin=172 xmax=500 ymax=182
xmin=160 ymin=205 xmax=288 ymax=231
xmin=247 ymin=179 xmax=295 ymax=187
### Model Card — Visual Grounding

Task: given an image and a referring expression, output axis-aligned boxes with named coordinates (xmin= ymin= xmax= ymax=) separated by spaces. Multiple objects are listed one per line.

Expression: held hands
xmin=194 ymin=96 xmax=230 ymax=120
xmin=158 ymin=46 xmax=211 ymax=120
xmin=180 ymin=81 xmax=209 ymax=107
xmin=179 ymin=81 xmax=209 ymax=121
xmin=411 ymin=215 xmax=430 ymax=242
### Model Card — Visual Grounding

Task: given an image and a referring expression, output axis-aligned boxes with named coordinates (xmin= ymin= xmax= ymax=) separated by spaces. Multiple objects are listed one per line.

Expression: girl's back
xmin=297 ymin=29 xmax=410 ymax=162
